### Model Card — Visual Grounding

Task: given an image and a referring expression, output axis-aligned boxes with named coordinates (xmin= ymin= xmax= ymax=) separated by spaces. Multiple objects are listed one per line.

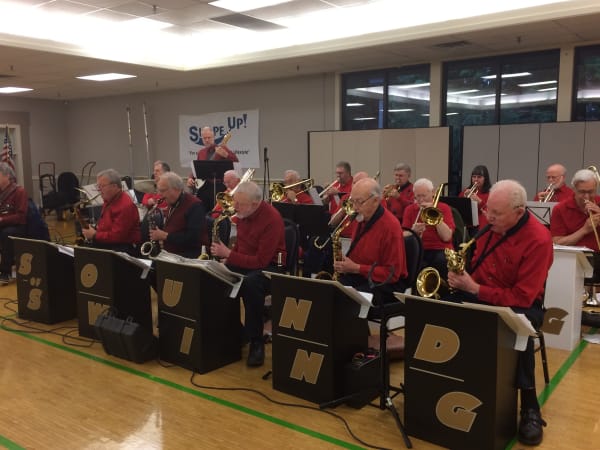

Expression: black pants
xmin=0 ymin=225 xmax=27 ymax=273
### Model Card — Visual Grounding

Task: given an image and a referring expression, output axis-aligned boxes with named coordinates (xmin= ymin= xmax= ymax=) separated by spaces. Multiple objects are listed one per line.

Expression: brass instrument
xmin=140 ymin=201 xmax=164 ymax=257
xmin=373 ymin=170 xmax=380 ymax=182
xmin=420 ymin=183 xmax=447 ymax=226
xmin=587 ymin=166 xmax=600 ymax=250
xmin=194 ymin=131 xmax=233 ymax=191
xmin=73 ymin=192 xmax=102 ymax=245
xmin=314 ymin=199 xmax=355 ymax=249
xmin=464 ymin=183 xmax=479 ymax=199
xmin=314 ymin=203 xmax=357 ymax=280
xmin=215 ymin=168 xmax=254 ymax=213
xmin=270 ymin=178 xmax=314 ymax=202
xmin=318 ymin=178 xmax=339 ymax=199
xmin=383 ymin=183 xmax=400 ymax=200
xmin=416 ymin=224 xmax=491 ymax=298
xmin=539 ymin=183 xmax=555 ymax=202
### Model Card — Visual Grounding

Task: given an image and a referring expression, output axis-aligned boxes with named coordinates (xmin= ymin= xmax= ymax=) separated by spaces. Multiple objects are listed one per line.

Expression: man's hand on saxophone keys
xmin=333 ymin=256 xmax=359 ymax=274
xmin=149 ymin=228 xmax=168 ymax=243
xmin=210 ymin=241 xmax=231 ymax=260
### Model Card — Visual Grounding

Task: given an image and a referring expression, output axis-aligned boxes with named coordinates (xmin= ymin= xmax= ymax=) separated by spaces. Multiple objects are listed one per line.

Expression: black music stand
xmin=193 ymin=160 xmax=233 ymax=211
xmin=440 ymin=196 xmax=478 ymax=227
xmin=272 ymin=203 xmax=329 ymax=240
xmin=13 ymin=237 xmax=76 ymax=324
xmin=74 ymin=247 xmax=152 ymax=339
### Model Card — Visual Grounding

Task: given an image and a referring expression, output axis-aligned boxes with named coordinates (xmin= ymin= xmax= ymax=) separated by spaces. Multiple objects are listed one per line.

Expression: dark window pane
xmin=387 ymin=65 xmax=430 ymax=128
xmin=500 ymin=51 xmax=559 ymax=124
xmin=342 ymin=71 xmax=385 ymax=130
xmin=574 ymin=45 xmax=600 ymax=121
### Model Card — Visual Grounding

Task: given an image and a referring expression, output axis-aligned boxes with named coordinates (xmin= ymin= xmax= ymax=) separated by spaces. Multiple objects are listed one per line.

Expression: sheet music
xmin=553 ymin=244 xmax=594 ymax=252
xmin=115 ymin=251 xmax=153 ymax=278
xmin=55 ymin=243 xmax=75 ymax=257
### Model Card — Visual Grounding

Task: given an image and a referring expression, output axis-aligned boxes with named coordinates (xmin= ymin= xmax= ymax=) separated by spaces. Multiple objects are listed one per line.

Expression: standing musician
xmin=279 ymin=170 xmax=314 ymax=204
xmin=210 ymin=181 xmax=286 ymax=367
xmin=534 ymin=163 xmax=573 ymax=202
xmin=149 ymin=172 xmax=206 ymax=258
xmin=321 ymin=161 xmax=353 ymax=216
xmin=333 ymin=178 xmax=407 ymax=301
xmin=81 ymin=168 xmax=141 ymax=255
xmin=550 ymin=168 xmax=600 ymax=251
xmin=141 ymin=160 xmax=170 ymax=211
xmin=459 ymin=165 xmax=491 ymax=231
xmin=383 ymin=163 xmax=414 ymax=222
xmin=402 ymin=178 xmax=454 ymax=279
xmin=448 ymin=180 xmax=553 ymax=446
xmin=0 ymin=163 xmax=28 ymax=284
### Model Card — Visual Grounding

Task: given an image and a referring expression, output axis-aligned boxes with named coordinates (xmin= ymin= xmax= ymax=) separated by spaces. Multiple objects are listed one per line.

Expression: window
xmin=342 ymin=70 xmax=385 ymax=130
xmin=387 ymin=65 xmax=430 ymax=129
xmin=574 ymin=45 xmax=600 ymax=121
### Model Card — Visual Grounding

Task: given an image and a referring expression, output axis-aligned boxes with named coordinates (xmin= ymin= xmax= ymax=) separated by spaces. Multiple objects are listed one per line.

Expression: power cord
xmin=189 ymin=371 xmax=392 ymax=450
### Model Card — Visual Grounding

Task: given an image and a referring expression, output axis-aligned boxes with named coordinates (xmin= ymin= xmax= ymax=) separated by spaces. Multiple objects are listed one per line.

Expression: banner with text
xmin=179 ymin=110 xmax=260 ymax=171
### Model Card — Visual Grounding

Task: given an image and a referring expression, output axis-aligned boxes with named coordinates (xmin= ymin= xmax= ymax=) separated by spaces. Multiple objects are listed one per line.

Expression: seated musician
xmin=280 ymin=170 xmax=314 ymax=204
xmin=0 ymin=163 xmax=28 ymax=284
xmin=402 ymin=178 xmax=455 ymax=279
xmin=459 ymin=165 xmax=491 ymax=232
xmin=210 ymin=181 xmax=286 ymax=367
xmin=333 ymin=178 xmax=407 ymax=302
xmin=149 ymin=172 xmax=206 ymax=258
xmin=81 ymin=168 xmax=141 ymax=255
xmin=550 ymin=168 xmax=600 ymax=251
xmin=448 ymin=180 xmax=553 ymax=446
xmin=383 ymin=163 xmax=414 ymax=222
xmin=534 ymin=163 xmax=574 ymax=203
xmin=141 ymin=160 xmax=170 ymax=211
xmin=321 ymin=161 xmax=353 ymax=216
xmin=209 ymin=169 xmax=241 ymax=218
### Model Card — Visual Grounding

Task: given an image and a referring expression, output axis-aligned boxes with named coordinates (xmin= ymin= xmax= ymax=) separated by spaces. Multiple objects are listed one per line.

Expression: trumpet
xmin=540 ymin=183 xmax=555 ymax=202
xmin=420 ymin=183 xmax=447 ymax=226
xmin=464 ymin=183 xmax=479 ymax=199
xmin=318 ymin=178 xmax=339 ymax=199
xmin=383 ymin=183 xmax=400 ymax=199
xmin=270 ymin=178 xmax=314 ymax=202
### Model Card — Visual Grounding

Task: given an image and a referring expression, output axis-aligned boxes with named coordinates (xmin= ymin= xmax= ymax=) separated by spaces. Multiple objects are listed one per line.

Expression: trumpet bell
xmin=270 ymin=182 xmax=285 ymax=202
xmin=416 ymin=267 xmax=447 ymax=299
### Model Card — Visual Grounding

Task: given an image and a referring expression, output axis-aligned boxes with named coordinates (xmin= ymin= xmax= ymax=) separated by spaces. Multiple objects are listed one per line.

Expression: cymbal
xmin=134 ymin=179 xmax=155 ymax=194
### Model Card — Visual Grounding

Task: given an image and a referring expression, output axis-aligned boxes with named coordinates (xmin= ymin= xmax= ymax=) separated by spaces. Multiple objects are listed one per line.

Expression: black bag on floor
xmin=94 ymin=312 xmax=157 ymax=363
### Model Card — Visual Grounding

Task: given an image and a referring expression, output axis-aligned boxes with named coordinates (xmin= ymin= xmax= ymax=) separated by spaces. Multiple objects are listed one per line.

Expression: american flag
xmin=1 ymin=126 xmax=14 ymax=171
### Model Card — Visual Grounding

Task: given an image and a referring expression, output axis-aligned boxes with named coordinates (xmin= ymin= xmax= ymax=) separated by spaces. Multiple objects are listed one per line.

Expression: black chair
xmin=450 ymin=206 xmax=467 ymax=250
xmin=536 ymin=289 xmax=551 ymax=385
xmin=283 ymin=218 xmax=300 ymax=275
xmin=55 ymin=171 xmax=80 ymax=219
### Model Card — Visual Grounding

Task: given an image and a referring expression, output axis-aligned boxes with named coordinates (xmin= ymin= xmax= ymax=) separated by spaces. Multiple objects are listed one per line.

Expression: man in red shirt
xmin=0 ymin=163 xmax=28 ymax=284
xmin=551 ymin=168 xmax=600 ymax=251
xmin=81 ymin=168 xmax=141 ymax=255
xmin=534 ymin=163 xmax=574 ymax=203
xmin=384 ymin=163 xmax=414 ymax=222
xmin=322 ymin=161 xmax=353 ymax=216
xmin=402 ymin=178 xmax=454 ymax=279
xmin=334 ymin=177 xmax=407 ymax=302
xmin=279 ymin=170 xmax=313 ymax=204
xmin=448 ymin=179 xmax=553 ymax=446
xmin=141 ymin=160 xmax=170 ymax=211
xmin=211 ymin=181 xmax=286 ymax=367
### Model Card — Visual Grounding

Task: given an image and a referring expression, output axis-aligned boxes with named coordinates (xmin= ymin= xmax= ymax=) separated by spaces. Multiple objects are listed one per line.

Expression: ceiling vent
xmin=433 ymin=40 xmax=471 ymax=49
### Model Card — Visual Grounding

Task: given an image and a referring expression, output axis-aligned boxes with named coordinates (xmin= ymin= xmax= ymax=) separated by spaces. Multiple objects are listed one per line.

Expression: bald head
xmin=546 ymin=164 xmax=567 ymax=188
xmin=353 ymin=171 xmax=369 ymax=184
xmin=486 ymin=180 xmax=527 ymax=234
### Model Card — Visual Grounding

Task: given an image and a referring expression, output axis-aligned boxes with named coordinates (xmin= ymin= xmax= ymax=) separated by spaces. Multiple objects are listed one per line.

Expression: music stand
xmin=526 ymin=200 xmax=556 ymax=226
xmin=272 ymin=203 xmax=329 ymax=238
xmin=440 ymin=196 xmax=478 ymax=227
xmin=193 ymin=160 xmax=234 ymax=210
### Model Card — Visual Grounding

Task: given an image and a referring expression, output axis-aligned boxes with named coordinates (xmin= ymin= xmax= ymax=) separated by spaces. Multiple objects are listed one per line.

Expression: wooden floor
xmin=1 ymin=215 xmax=600 ymax=449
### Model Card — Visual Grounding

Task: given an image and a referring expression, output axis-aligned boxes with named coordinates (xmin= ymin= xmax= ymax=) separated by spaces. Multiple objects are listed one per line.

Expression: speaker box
xmin=342 ymin=354 xmax=381 ymax=409
xmin=95 ymin=313 xmax=158 ymax=363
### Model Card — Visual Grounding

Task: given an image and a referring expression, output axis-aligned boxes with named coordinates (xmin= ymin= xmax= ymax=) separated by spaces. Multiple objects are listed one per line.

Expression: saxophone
xmin=140 ymin=202 xmax=164 ymax=257
xmin=211 ymin=211 xmax=232 ymax=259
xmin=314 ymin=206 xmax=357 ymax=281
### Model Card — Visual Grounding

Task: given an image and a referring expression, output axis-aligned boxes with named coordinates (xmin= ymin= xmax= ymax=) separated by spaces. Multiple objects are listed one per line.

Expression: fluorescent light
xmin=209 ymin=0 xmax=292 ymax=12
xmin=353 ymin=117 xmax=376 ymax=121
xmin=0 ymin=87 xmax=32 ymax=93
xmin=421 ymin=114 xmax=430 ymax=117
xmin=482 ymin=72 xmax=532 ymax=79
xmin=77 ymin=73 xmax=137 ymax=81
xmin=537 ymin=87 xmax=557 ymax=92
xmin=448 ymin=89 xmax=479 ymax=95
xmin=470 ymin=93 xmax=506 ymax=99
xmin=446 ymin=112 xmax=460 ymax=115
xmin=389 ymin=109 xmax=414 ymax=112
xmin=124 ymin=17 xmax=173 ymax=31
xmin=346 ymin=103 xmax=364 ymax=106
xmin=393 ymin=82 xmax=430 ymax=89
xmin=518 ymin=80 xmax=557 ymax=87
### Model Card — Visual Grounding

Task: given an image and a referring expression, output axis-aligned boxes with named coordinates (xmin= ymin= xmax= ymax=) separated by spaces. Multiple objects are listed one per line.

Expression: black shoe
xmin=247 ymin=340 xmax=265 ymax=367
xmin=518 ymin=408 xmax=546 ymax=446
xmin=0 ymin=273 xmax=10 ymax=285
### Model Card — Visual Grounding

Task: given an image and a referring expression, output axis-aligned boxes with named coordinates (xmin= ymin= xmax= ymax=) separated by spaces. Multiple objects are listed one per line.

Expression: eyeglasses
xmin=483 ymin=204 xmax=524 ymax=219
xmin=95 ymin=183 xmax=113 ymax=190
xmin=349 ymin=194 xmax=374 ymax=207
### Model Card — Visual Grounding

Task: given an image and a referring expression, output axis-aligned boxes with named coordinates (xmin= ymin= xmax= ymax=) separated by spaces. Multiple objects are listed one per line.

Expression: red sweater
xmin=197 ymin=144 xmax=238 ymax=162
xmin=227 ymin=201 xmax=286 ymax=269
xmin=402 ymin=202 xmax=455 ymax=250
xmin=551 ymin=194 xmax=600 ymax=251
xmin=0 ymin=183 xmax=27 ymax=226
xmin=327 ymin=178 xmax=353 ymax=215
xmin=534 ymin=184 xmax=574 ymax=203
xmin=95 ymin=191 xmax=141 ymax=244
xmin=472 ymin=212 xmax=553 ymax=308
xmin=281 ymin=191 xmax=313 ymax=204
xmin=386 ymin=182 xmax=414 ymax=222
xmin=348 ymin=207 xmax=407 ymax=283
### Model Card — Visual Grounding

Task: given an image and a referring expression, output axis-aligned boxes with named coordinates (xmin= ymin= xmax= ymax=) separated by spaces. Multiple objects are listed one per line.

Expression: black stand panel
xmin=155 ymin=259 xmax=241 ymax=374
xmin=270 ymin=274 xmax=369 ymax=404
xmin=404 ymin=297 xmax=519 ymax=450
xmin=14 ymin=238 xmax=76 ymax=324
xmin=74 ymin=247 xmax=152 ymax=339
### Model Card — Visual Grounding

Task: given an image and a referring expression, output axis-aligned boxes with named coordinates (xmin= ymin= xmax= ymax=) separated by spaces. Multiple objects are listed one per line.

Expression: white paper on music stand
xmin=80 ymin=184 xmax=103 ymax=206
xmin=116 ymin=252 xmax=153 ymax=278
xmin=190 ymin=160 xmax=197 ymax=178
xmin=470 ymin=199 xmax=479 ymax=227
xmin=55 ymin=243 xmax=75 ymax=258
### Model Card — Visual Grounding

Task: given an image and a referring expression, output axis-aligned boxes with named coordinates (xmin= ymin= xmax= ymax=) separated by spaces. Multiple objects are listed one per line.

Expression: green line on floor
xmin=1 ymin=325 xmax=365 ymax=450
xmin=0 ymin=434 xmax=25 ymax=450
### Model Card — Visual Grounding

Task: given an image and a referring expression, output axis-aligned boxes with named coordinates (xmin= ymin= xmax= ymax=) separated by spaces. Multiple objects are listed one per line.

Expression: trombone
xmin=215 ymin=168 xmax=255 ymax=212
xmin=420 ymin=183 xmax=447 ymax=226
xmin=318 ymin=178 xmax=339 ymax=199
xmin=270 ymin=178 xmax=314 ymax=202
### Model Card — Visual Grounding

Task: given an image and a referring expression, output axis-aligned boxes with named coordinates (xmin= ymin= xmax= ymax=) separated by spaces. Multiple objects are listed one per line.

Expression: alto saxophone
xmin=211 ymin=211 xmax=232 ymax=259
xmin=140 ymin=202 xmax=164 ymax=257
xmin=315 ymin=211 xmax=357 ymax=280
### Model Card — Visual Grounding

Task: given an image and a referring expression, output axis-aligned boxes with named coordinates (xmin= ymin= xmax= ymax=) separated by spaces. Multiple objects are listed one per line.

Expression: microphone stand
xmin=263 ymin=147 xmax=270 ymax=202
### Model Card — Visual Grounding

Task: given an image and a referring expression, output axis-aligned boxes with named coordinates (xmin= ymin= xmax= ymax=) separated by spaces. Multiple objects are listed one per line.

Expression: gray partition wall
xmin=539 ymin=122 xmax=585 ymax=191
xmin=463 ymin=125 xmax=500 ymax=185
xmin=498 ymin=124 xmax=540 ymax=197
